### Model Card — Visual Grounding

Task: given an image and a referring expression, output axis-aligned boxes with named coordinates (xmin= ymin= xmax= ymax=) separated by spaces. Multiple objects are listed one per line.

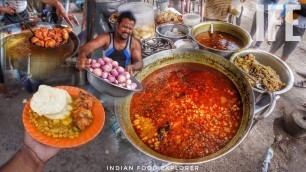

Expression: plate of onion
xmin=86 ymin=57 xmax=143 ymax=97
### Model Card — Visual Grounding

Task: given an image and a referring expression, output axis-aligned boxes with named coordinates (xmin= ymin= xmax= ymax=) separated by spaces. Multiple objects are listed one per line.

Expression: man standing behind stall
xmin=250 ymin=0 xmax=280 ymax=49
xmin=77 ymin=11 xmax=143 ymax=74
xmin=269 ymin=0 xmax=306 ymax=61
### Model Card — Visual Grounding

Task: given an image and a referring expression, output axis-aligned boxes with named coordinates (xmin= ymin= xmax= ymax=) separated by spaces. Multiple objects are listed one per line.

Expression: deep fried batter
xmin=72 ymin=107 xmax=93 ymax=131
xmin=31 ymin=27 xmax=72 ymax=48
xmin=73 ymin=91 xmax=93 ymax=110
xmin=70 ymin=91 xmax=94 ymax=130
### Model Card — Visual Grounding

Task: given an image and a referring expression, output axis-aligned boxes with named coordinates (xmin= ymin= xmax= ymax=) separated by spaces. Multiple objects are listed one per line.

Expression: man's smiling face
xmin=116 ymin=18 xmax=135 ymax=40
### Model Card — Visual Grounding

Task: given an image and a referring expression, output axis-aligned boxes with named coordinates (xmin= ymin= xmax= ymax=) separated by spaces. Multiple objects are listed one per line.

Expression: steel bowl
xmin=230 ymin=49 xmax=294 ymax=95
xmin=174 ymin=39 xmax=199 ymax=49
xmin=141 ymin=37 xmax=174 ymax=58
xmin=86 ymin=69 xmax=143 ymax=97
xmin=190 ymin=21 xmax=252 ymax=59
xmin=156 ymin=23 xmax=190 ymax=42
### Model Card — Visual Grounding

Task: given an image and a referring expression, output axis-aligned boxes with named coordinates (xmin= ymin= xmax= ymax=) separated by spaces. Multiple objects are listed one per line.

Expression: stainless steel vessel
xmin=191 ymin=21 xmax=252 ymax=59
xmin=230 ymin=49 xmax=294 ymax=95
xmin=115 ymin=49 xmax=275 ymax=164
xmin=86 ymin=69 xmax=143 ymax=97
xmin=156 ymin=23 xmax=190 ymax=42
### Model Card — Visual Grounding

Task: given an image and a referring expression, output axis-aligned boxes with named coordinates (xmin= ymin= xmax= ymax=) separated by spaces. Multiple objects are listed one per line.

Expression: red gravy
xmin=130 ymin=63 xmax=243 ymax=159
xmin=195 ymin=31 xmax=244 ymax=50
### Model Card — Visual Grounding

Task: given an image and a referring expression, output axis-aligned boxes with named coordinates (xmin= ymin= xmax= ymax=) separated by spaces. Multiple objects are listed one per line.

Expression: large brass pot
xmin=190 ymin=22 xmax=252 ymax=59
xmin=115 ymin=49 xmax=275 ymax=164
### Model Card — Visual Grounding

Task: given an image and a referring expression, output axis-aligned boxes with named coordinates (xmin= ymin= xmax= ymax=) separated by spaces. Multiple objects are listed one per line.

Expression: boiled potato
xmin=142 ymin=33 xmax=152 ymax=39
xmin=133 ymin=29 xmax=139 ymax=36
xmin=133 ymin=24 xmax=155 ymax=40
xmin=142 ymin=25 xmax=150 ymax=32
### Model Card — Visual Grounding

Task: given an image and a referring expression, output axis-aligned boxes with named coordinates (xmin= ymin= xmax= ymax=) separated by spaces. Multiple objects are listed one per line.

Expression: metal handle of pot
xmin=187 ymin=26 xmax=192 ymax=39
xmin=253 ymin=91 xmax=276 ymax=120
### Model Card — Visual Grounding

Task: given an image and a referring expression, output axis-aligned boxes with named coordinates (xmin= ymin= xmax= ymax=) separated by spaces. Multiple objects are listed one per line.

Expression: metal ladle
xmin=209 ymin=23 xmax=214 ymax=38
xmin=238 ymin=68 xmax=268 ymax=91
xmin=14 ymin=10 xmax=35 ymax=35
xmin=210 ymin=23 xmax=214 ymax=34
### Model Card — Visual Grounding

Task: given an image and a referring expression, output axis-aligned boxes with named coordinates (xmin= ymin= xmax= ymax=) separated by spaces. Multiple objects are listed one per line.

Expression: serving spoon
xmin=209 ymin=23 xmax=215 ymax=39
xmin=210 ymin=23 xmax=214 ymax=34
xmin=237 ymin=68 xmax=267 ymax=91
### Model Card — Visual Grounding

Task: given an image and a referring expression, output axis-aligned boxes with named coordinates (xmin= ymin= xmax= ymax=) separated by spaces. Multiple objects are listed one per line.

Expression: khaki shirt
xmin=204 ymin=0 xmax=231 ymax=21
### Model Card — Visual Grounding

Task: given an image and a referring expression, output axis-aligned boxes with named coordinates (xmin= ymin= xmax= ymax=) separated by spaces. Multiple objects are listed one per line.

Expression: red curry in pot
xmin=195 ymin=31 xmax=244 ymax=50
xmin=130 ymin=63 xmax=243 ymax=159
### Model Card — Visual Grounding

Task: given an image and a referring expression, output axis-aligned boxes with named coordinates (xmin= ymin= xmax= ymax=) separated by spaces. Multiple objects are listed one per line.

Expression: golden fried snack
xmin=72 ymin=108 xmax=93 ymax=131
xmin=31 ymin=37 xmax=39 ymax=44
xmin=70 ymin=91 xmax=94 ymax=131
xmin=48 ymin=30 xmax=56 ymax=38
xmin=155 ymin=11 xmax=183 ymax=25
xmin=34 ymin=30 xmax=44 ymax=40
xmin=40 ymin=27 xmax=48 ymax=33
xmin=42 ymin=30 xmax=49 ymax=39
xmin=45 ymin=39 xmax=56 ymax=48
xmin=62 ymin=29 xmax=69 ymax=40
xmin=35 ymin=40 xmax=45 ymax=47
xmin=73 ymin=91 xmax=93 ymax=110
xmin=31 ymin=27 xmax=72 ymax=48
xmin=43 ymin=37 xmax=52 ymax=42
xmin=63 ymin=27 xmax=72 ymax=33
xmin=54 ymin=36 xmax=63 ymax=46
xmin=53 ymin=27 xmax=62 ymax=33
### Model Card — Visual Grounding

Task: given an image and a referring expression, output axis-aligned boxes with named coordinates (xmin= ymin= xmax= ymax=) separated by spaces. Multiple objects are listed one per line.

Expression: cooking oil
xmin=2 ymin=31 xmax=75 ymax=83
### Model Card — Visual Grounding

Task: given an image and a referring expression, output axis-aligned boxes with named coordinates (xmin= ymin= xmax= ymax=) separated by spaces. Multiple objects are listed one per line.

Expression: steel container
xmin=156 ymin=23 xmax=190 ymax=42
xmin=230 ymin=49 xmax=294 ymax=95
xmin=86 ymin=69 xmax=143 ymax=97
xmin=190 ymin=21 xmax=252 ymax=59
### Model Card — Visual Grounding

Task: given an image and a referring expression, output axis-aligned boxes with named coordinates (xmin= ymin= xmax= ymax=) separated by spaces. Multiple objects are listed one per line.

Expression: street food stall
xmin=79 ymin=0 xmax=293 ymax=166
xmin=0 ymin=0 xmax=295 ymax=170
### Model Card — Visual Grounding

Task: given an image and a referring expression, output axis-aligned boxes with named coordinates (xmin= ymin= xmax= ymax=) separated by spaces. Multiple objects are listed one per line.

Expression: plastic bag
xmin=3 ymin=58 xmax=20 ymax=86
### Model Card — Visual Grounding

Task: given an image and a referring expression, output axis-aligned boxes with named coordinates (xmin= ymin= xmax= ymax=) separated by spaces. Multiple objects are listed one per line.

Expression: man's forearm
xmin=41 ymin=0 xmax=60 ymax=7
xmin=78 ymin=43 xmax=97 ymax=59
xmin=78 ymin=47 xmax=90 ymax=59
xmin=0 ymin=145 xmax=44 ymax=172
xmin=132 ymin=61 xmax=143 ymax=71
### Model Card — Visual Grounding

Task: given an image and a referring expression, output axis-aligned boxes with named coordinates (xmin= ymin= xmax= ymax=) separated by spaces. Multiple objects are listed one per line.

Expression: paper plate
xmin=23 ymin=86 xmax=105 ymax=148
